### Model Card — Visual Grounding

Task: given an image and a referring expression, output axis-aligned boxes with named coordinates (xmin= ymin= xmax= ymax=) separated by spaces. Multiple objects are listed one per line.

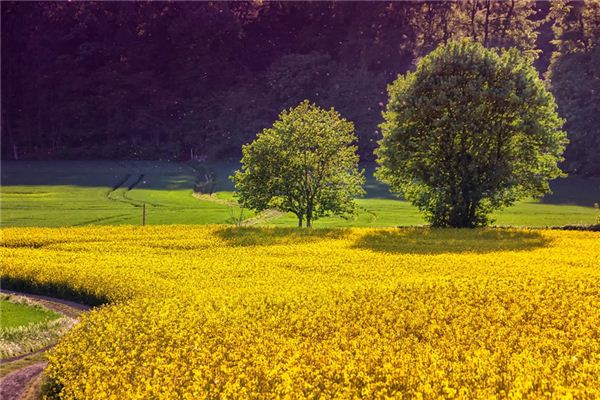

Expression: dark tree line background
xmin=2 ymin=1 xmax=599 ymax=175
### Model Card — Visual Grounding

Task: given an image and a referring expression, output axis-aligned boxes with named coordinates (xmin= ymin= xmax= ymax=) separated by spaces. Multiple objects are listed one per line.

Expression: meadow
xmin=1 ymin=225 xmax=599 ymax=398
xmin=0 ymin=298 xmax=59 ymax=329
xmin=1 ymin=161 xmax=599 ymax=228
xmin=0 ymin=294 xmax=75 ymax=360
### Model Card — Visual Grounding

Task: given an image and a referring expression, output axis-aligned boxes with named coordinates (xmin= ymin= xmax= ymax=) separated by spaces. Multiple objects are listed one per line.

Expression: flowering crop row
xmin=1 ymin=226 xmax=599 ymax=399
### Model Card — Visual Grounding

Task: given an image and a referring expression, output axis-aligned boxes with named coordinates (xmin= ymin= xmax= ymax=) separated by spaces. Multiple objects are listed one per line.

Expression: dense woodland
xmin=2 ymin=1 xmax=599 ymax=175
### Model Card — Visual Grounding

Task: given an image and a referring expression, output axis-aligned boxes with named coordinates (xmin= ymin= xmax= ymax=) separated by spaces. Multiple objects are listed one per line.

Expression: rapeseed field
xmin=1 ymin=226 xmax=598 ymax=399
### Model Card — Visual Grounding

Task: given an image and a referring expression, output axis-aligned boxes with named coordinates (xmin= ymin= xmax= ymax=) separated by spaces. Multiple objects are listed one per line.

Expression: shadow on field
xmin=540 ymin=176 xmax=600 ymax=207
xmin=0 ymin=276 xmax=108 ymax=306
xmin=215 ymin=226 xmax=350 ymax=247
xmin=353 ymin=228 xmax=550 ymax=254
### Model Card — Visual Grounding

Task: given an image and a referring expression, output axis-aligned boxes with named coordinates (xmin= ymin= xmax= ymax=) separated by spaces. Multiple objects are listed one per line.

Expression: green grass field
xmin=1 ymin=160 xmax=598 ymax=228
xmin=0 ymin=299 xmax=59 ymax=329
xmin=0 ymin=294 xmax=75 ymax=360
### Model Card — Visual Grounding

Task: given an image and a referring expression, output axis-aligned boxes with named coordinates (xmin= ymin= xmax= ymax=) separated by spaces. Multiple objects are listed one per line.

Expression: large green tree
xmin=232 ymin=101 xmax=364 ymax=227
xmin=376 ymin=40 xmax=567 ymax=228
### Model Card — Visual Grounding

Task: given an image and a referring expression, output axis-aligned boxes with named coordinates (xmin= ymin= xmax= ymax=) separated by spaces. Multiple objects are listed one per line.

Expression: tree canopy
xmin=376 ymin=40 xmax=567 ymax=227
xmin=1 ymin=1 xmax=597 ymax=175
xmin=232 ymin=101 xmax=364 ymax=227
xmin=546 ymin=0 xmax=600 ymax=175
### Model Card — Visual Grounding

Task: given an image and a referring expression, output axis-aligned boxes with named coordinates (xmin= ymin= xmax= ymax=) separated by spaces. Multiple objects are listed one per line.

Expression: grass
xmin=0 ymin=299 xmax=59 ymax=329
xmin=1 ymin=160 xmax=598 ymax=228
xmin=1 ymin=161 xmax=250 ymax=227
xmin=0 ymin=295 xmax=76 ymax=359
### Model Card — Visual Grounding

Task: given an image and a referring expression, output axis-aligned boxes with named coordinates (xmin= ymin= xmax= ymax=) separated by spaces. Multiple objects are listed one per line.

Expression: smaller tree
xmin=232 ymin=100 xmax=365 ymax=227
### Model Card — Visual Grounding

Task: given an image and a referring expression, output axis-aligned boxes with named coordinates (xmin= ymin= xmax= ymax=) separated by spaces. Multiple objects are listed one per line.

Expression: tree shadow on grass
xmin=353 ymin=228 xmax=550 ymax=255
xmin=214 ymin=226 xmax=351 ymax=247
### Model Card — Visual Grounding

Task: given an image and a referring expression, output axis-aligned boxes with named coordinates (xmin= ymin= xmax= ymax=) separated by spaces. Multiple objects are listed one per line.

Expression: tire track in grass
xmin=122 ymin=175 xmax=164 ymax=208
xmin=111 ymin=173 xmax=164 ymax=208
xmin=72 ymin=213 xmax=134 ymax=227
xmin=98 ymin=170 xmax=160 ymax=226
xmin=107 ymin=174 xmax=141 ymax=206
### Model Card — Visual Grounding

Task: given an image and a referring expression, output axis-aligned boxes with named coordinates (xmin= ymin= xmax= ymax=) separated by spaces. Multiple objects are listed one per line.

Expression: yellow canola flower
xmin=1 ymin=226 xmax=599 ymax=399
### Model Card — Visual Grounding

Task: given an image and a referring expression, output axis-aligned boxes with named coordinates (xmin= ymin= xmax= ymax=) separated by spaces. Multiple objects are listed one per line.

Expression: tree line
xmin=1 ymin=1 xmax=598 ymax=175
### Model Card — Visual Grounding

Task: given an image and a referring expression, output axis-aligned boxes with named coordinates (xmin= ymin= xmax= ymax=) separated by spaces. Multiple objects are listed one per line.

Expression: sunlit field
xmin=1 ymin=161 xmax=598 ymax=228
xmin=2 ymin=226 xmax=599 ymax=398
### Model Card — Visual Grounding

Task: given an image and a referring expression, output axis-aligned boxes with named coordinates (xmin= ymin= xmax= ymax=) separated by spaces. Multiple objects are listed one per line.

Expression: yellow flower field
xmin=1 ymin=226 xmax=599 ymax=399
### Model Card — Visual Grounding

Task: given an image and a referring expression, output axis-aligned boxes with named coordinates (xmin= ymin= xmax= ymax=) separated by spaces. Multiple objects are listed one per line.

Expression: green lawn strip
xmin=1 ymin=300 xmax=59 ymax=329
xmin=0 ymin=160 xmax=250 ymax=226
xmin=1 ymin=160 xmax=598 ymax=228
xmin=259 ymin=198 xmax=597 ymax=228
xmin=492 ymin=201 xmax=598 ymax=227
xmin=0 ymin=296 xmax=76 ymax=360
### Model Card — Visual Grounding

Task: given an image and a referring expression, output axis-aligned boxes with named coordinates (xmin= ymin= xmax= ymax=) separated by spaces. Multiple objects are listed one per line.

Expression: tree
xmin=232 ymin=101 xmax=365 ymax=227
xmin=2 ymin=1 xmax=564 ymax=164
xmin=547 ymin=0 xmax=600 ymax=175
xmin=547 ymin=42 xmax=600 ymax=175
xmin=452 ymin=0 xmax=540 ymax=53
xmin=375 ymin=40 xmax=567 ymax=228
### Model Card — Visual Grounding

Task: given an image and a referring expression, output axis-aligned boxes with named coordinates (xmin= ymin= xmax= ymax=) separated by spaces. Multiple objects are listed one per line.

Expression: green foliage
xmin=2 ymin=1 xmax=550 ymax=163
xmin=547 ymin=44 xmax=600 ymax=175
xmin=232 ymin=101 xmax=365 ymax=227
xmin=0 ymin=295 xmax=75 ymax=360
xmin=410 ymin=0 xmax=540 ymax=57
xmin=266 ymin=52 xmax=334 ymax=107
xmin=549 ymin=0 xmax=600 ymax=54
xmin=547 ymin=0 xmax=600 ymax=175
xmin=376 ymin=40 xmax=567 ymax=228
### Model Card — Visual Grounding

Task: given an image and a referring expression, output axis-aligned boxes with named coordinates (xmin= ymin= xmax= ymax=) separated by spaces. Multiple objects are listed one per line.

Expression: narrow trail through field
xmin=241 ymin=209 xmax=286 ymax=226
xmin=106 ymin=173 xmax=147 ymax=207
xmin=0 ymin=290 xmax=91 ymax=400
xmin=0 ymin=362 xmax=47 ymax=400
xmin=192 ymin=193 xmax=285 ymax=225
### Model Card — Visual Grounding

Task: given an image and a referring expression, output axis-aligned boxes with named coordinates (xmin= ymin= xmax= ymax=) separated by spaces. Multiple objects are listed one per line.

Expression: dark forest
xmin=2 ymin=1 xmax=599 ymax=175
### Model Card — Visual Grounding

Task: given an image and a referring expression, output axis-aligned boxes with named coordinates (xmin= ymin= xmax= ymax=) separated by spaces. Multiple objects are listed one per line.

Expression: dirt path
xmin=0 ymin=362 xmax=47 ymax=400
xmin=240 ymin=209 xmax=286 ymax=226
xmin=0 ymin=290 xmax=92 ymax=399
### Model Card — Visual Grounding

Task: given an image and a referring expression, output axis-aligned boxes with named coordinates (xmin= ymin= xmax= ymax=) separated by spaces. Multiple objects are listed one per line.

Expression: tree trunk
xmin=502 ymin=0 xmax=515 ymax=41
xmin=579 ymin=13 xmax=588 ymax=52
xmin=306 ymin=202 xmax=313 ymax=228
xmin=470 ymin=0 xmax=479 ymax=41
xmin=297 ymin=215 xmax=303 ymax=228
xmin=483 ymin=0 xmax=491 ymax=47
xmin=426 ymin=2 xmax=434 ymax=50
xmin=2 ymin=106 xmax=18 ymax=160
xmin=3 ymin=52 xmax=18 ymax=160
xmin=442 ymin=4 xmax=451 ymax=45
